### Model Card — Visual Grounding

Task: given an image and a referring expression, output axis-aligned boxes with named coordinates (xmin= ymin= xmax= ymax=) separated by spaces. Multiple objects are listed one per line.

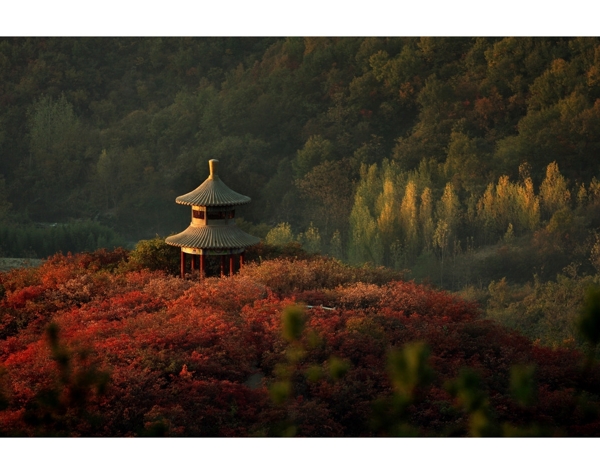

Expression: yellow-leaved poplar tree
xmin=540 ymin=161 xmax=571 ymax=218
xmin=399 ymin=180 xmax=419 ymax=257
xmin=419 ymin=187 xmax=434 ymax=251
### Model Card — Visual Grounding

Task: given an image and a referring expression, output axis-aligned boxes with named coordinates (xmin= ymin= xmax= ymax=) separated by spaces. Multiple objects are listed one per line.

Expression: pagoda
xmin=166 ymin=159 xmax=260 ymax=278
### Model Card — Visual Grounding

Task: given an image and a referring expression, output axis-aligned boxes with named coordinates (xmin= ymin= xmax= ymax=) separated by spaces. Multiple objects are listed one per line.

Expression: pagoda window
xmin=207 ymin=209 xmax=235 ymax=220
xmin=193 ymin=209 xmax=205 ymax=220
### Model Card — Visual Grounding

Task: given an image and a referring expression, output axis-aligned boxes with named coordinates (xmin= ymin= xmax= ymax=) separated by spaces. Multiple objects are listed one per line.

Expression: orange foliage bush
xmin=0 ymin=249 xmax=599 ymax=436
xmin=239 ymin=256 xmax=403 ymax=295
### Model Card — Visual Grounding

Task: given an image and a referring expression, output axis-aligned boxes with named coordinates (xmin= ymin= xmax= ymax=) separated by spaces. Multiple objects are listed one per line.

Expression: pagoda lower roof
xmin=165 ymin=224 xmax=260 ymax=249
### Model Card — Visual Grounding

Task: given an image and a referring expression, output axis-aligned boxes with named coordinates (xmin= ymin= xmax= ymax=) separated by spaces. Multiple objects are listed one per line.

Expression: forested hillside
xmin=2 ymin=37 xmax=600 ymax=346
xmin=1 ymin=38 xmax=599 ymax=239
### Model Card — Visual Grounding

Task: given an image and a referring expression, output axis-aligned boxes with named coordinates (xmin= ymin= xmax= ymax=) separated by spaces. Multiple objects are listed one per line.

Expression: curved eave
xmin=175 ymin=176 xmax=251 ymax=207
xmin=165 ymin=225 xmax=260 ymax=249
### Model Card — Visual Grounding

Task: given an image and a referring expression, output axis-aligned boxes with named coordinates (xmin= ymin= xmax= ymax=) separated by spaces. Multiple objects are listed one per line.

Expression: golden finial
xmin=209 ymin=159 xmax=219 ymax=178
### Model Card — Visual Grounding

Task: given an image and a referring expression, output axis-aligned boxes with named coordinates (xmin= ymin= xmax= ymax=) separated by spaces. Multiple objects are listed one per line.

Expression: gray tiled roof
xmin=175 ymin=159 xmax=251 ymax=207
xmin=165 ymin=224 xmax=260 ymax=249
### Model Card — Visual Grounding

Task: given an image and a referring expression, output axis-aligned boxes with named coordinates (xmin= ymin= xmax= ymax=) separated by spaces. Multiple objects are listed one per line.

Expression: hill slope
xmin=0 ymin=249 xmax=599 ymax=436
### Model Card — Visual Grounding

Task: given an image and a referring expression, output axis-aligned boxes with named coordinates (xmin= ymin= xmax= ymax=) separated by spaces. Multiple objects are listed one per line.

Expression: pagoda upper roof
xmin=175 ymin=159 xmax=251 ymax=207
xmin=165 ymin=224 xmax=260 ymax=249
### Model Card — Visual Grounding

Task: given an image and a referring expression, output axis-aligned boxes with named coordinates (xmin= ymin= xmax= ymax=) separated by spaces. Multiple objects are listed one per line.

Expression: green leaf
xmin=282 ymin=306 xmax=306 ymax=343
xmin=387 ymin=342 xmax=432 ymax=398
xmin=510 ymin=364 xmax=536 ymax=407
xmin=328 ymin=356 xmax=350 ymax=381
xmin=269 ymin=381 xmax=291 ymax=405
xmin=305 ymin=365 xmax=323 ymax=383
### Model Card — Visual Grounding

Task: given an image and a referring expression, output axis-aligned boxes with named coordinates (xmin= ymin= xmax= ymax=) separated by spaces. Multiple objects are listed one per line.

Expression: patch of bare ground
xmin=0 ymin=258 xmax=45 ymax=272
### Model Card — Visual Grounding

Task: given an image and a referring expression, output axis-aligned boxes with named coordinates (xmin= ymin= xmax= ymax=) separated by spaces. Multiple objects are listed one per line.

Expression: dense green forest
xmin=1 ymin=38 xmax=600 ymax=289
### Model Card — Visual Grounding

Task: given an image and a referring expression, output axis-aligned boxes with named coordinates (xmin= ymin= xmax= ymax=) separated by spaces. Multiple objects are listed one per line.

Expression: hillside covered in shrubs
xmin=1 ymin=246 xmax=600 ymax=437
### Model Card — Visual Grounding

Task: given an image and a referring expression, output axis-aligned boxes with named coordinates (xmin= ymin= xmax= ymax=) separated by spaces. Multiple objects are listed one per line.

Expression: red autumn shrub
xmin=239 ymin=257 xmax=402 ymax=295
xmin=4 ymin=285 xmax=46 ymax=309
xmin=0 ymin=250 xmax=599 ymax=436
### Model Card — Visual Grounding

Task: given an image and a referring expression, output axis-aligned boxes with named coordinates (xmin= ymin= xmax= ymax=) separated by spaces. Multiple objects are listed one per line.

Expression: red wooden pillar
xmin=191 ymin=254 xmax=196 ymax=273
xmin=229 ymin=254 xmax=234 ymax=276
xmin=180 ymin=251 xmax=185 ymax=279
xmin=239 ymin=252 xmax=244 ymax=268
xmin=199 ymin=253 xmax=205 ymax=280
xmin=220 ymin=255 xmax=225 ymax=277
